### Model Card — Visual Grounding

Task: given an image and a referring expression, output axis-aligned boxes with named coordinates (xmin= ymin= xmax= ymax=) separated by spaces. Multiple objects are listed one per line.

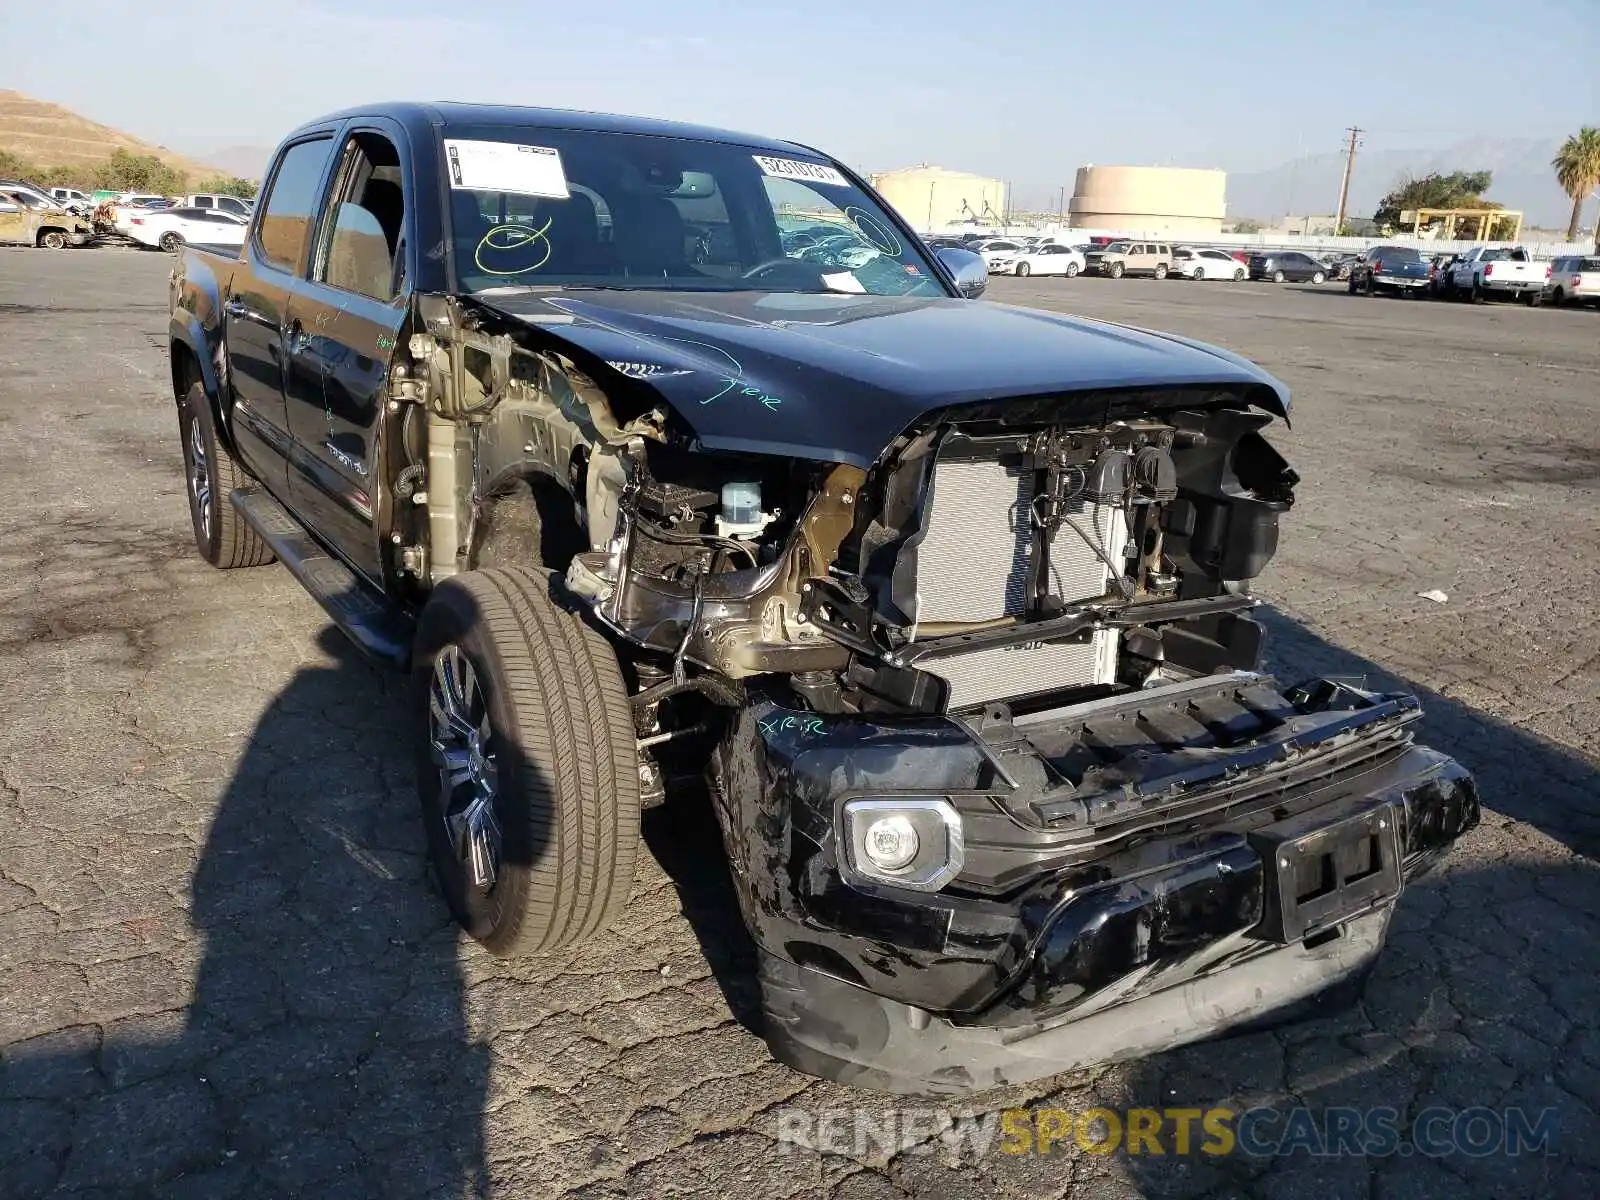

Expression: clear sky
xmin=3 ymin=0 xmax=1596 ymax=206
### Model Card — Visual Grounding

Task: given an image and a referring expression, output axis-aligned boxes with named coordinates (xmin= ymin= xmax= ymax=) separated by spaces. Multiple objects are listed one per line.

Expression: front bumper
xmin=713 ymin=673 xmax=1479 ymax=1094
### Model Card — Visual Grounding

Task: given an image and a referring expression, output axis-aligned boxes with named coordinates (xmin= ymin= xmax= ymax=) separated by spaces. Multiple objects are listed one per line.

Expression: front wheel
xmin=1312 ymin=271 xmax=1325 ymax=285
xmin=1153 ymin=263 xmax=1168 ymax=280
xmin=159 ymin=231 xmax=184 ymax=254
xmin=1109 ymin=262 xmax=1125 ymax=278
xmin=39 ymin=230 xmax=67 ymax=250
xmin=1015 ymin=261 xmax=1030 ymax=277
xmin=413 ymin=567 xmax=640 ymax=955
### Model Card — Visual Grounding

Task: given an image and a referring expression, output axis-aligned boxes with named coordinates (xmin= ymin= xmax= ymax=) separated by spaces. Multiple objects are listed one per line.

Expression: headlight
xmin=840 ymin=797 xmax=963 ymax=891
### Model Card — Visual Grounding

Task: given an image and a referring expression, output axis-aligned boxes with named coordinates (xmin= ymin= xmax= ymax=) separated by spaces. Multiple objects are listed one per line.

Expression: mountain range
xmin=1225 ymin=136 xmax=1577 ymax=229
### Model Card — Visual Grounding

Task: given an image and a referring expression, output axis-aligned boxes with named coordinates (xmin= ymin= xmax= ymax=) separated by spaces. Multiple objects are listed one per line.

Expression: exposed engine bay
xmin=395 ymin=296 xmax=1301 ymax=804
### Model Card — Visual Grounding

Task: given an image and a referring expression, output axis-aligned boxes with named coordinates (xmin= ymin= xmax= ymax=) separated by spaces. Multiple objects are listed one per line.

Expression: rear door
xmin=223 ymin=132 xmax=341 ymax=491
xmin=281 ymin=122 xmax=413 ymax=584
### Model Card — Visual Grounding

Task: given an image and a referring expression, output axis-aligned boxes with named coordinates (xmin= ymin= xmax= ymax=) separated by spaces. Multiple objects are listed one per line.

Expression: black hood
xmin=476 ymin=289 xmax=1290 ymax=468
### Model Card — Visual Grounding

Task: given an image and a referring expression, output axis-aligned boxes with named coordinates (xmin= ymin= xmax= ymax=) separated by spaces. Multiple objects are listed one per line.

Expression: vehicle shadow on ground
xmin=1096 ymin=607 xmax=1600 ymax=1197
xmin=0 ymin=628 xmax=498 ymax=1199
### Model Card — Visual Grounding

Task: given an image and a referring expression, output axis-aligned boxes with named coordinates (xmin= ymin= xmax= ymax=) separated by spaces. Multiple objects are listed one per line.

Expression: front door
xmin=222 ymin=134 xmax=341 ymax=491
xmin=282 ymin=127 xmax=412 ymax=585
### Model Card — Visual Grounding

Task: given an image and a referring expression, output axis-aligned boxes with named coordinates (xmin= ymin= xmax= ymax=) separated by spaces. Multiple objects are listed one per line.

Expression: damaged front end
xmin=397 ymin=292 xmax=1479 ymax=1094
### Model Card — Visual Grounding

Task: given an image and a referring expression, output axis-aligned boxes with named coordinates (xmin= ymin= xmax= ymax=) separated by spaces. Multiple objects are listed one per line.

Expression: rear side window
xmin=257 ymin=137 xmax=335 ymax=272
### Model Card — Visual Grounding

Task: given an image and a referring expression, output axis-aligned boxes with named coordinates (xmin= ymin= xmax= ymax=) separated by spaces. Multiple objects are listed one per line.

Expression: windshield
xmin=442 ymin=126 xmax=946 ymax=298
xmin=1101 ymin=241 xmax=1130 ymax=252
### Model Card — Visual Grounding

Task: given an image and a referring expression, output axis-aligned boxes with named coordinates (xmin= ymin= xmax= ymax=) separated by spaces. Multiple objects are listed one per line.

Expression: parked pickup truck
xmin=168 ymin=102 xmax=1478 ymax=1095
xmin=1446 ymin=245 xmax=1552 ymax=304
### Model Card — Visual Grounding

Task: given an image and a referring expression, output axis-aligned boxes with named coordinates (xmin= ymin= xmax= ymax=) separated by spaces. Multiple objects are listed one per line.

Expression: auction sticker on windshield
xmin=443 ymin=140 xmax=570 ymax=198
xmin=753 ymin=155 xmax=848 ymax=187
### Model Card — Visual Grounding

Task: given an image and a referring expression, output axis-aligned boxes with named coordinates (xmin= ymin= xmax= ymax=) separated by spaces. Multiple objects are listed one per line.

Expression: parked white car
xmin=125 ymin=206 xmax=248 ymax=252
xmin=1446 ymin=246 xmax=1551 ymax=303
xmin=1173 ymin=247 xmax=1247 ymax=281
xmin=977 ymin=239 xmax=1024 ymax=271
xmin=1010 ymin=243 xmax=1087 ymax=278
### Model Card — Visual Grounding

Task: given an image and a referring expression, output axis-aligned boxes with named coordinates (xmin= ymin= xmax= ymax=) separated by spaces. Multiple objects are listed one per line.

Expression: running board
xmin=231 ymin=487 xmax=414 ymax=669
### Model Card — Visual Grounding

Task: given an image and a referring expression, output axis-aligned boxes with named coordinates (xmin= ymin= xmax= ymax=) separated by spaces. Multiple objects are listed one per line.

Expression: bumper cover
xmin=712 ymin=673 xmax=1479 ymax=1093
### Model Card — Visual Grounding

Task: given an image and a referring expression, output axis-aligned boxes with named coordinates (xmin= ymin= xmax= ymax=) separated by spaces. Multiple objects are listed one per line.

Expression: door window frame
xmin=250 ymin=129 xmax=342 ymax=278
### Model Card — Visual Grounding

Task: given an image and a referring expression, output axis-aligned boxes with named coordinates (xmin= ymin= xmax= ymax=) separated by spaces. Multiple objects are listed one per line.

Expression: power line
xmin=1335 ymin=127 xmax=1364 ymax=231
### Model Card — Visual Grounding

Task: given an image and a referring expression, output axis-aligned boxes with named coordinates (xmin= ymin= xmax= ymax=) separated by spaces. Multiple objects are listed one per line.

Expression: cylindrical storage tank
xmin=1068 ymin=166 xmax=1226 ymax=235
xmin=869 ymin=166 xmax=1008 ymax=232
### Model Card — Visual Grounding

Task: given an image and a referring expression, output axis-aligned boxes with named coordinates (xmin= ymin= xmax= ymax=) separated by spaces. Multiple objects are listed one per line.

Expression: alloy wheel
xmin=188 ymin=415 xmax=212 ymax=542
xmin=429 ymin=645 xmax=503 ymax=891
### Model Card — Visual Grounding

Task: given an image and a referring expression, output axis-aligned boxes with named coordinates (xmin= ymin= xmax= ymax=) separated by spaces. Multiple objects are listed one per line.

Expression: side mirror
xmin=936 ymin=247 xmax=988 ymax=298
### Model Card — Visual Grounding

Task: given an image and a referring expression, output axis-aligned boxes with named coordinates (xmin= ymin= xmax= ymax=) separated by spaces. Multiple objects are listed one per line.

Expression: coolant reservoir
xmin=717 ymin=481 xmax=768 ymax=539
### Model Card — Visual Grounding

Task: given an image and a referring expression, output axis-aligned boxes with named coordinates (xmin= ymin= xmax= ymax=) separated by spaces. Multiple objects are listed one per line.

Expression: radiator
xmin=913 ymin=454 xmax=1127 ymax=707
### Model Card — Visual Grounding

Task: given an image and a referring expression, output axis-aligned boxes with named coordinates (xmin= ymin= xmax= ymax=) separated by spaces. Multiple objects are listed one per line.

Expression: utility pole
xmin=1335 ymin=127 xmax=1363 ymax=232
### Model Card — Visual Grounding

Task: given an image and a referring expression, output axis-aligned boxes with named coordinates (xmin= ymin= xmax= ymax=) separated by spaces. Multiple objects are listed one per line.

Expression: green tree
xmin=1552 ymin=127 xmax=1600 ymax=243
xmin=1372 ymin=170 xmax=1495 ymax=227
xmin=1230 ymin=218 xmax=1264 ymax=233
xmin=193 ymin=176 xmax=259 ymax=199
xmin=0 ymin=148 xmax=34 ymax=178
xmin=89 ymin=149 xmax=188 ymax=195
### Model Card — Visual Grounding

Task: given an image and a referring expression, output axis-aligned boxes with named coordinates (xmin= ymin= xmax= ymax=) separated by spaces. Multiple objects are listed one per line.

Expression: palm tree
xmin=1552 ymin=127 xmax=1600 ymax=243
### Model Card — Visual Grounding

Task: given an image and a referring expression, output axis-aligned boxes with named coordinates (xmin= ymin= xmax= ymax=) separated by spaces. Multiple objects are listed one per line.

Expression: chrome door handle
xmin=222 ymin=297 xmax=248 ymax=317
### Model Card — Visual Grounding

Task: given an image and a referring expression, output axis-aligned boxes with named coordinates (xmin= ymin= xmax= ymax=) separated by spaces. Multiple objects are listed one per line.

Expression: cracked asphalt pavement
xmin=1 ymin=250 xmax=1597 ymax=1198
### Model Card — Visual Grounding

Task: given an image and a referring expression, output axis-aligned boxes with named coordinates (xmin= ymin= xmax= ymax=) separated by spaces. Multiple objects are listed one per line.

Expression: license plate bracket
xmin=1248 ymin=800 xmax=1402 ymax=943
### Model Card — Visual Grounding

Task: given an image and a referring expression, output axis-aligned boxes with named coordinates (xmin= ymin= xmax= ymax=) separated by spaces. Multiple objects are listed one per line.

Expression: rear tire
xmin=413 ymin=567 xmax=640 ymax=956
xmin=1348 ymin=276 xmax=1359 ymax=294
xmin=159 ymin=231 xmax=184 ymax=254
xmin=1192 ymin=265 xmax=1205 ymax=280
xmin=1154 ymin=263 xmax=1169 ymax=280
xmin=40 ymin=230 xmax=68 ymax=250
xmin=1233 ymin=266 xmax=1246 ymax=281
xmin=177 ymin=382 xmax=274 ymax=569
xmin=1312 ymin=271 xmax=1325 ymax=285
xmin=1065 ymin=261 xmax=1080 ymax=277
xmin=1471 ymin=279 xmax=1484 ymax=304
xmin=1526 ymin=291 xmax=1543 ymax=308
xmin=1272 ymin=269 xmax=1285 ymax=284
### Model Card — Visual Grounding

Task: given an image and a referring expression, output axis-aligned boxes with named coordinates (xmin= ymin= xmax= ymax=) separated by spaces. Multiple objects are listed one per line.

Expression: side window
xmin=195 ymin=197 xmax=213 ymax=209
xmin=256 ymin=137 xmax=336 ymax=273
xmin=314 ymin=132 xmax=407 ymax=303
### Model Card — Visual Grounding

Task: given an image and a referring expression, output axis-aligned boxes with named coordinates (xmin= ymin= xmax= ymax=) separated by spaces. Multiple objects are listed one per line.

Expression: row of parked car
xmin=930 ymin=230 xmax=1598 ymax=308
xmin=0 ymin=178 xmax=255 ymax=252
xmin=1342 ymin=245 xmax=1598 ymax=307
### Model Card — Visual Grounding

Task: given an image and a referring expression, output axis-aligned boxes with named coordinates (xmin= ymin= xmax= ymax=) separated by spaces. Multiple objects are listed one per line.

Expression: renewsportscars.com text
xmin=774 ymin=1105 xmax=1559 ymax=1160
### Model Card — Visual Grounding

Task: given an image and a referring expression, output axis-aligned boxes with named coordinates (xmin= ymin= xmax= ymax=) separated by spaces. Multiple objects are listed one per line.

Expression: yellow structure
xmin=1402 ymin=208 xmax=1523 ymax=241
xmin=1068 ymin=166 xmax=1226 ymax=235
xmin=869 ymin=165 xmax=1008 ymax=231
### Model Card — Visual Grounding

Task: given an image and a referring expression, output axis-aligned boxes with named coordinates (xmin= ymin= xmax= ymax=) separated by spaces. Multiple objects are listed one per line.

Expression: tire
xmin=177 ymin=382 xmax=274 ymax=569
xmin=40 ymin=230 xmax=68 ymax=250
xmin=1551 ymin=288 xmax=1566 ymax=306
xmin=1109 ymin=261 xmax=1125 ymax=279
xmin=1233 ymin=267 xmax=1246 ymax=281
xmin=413 ymin=566 xmax=640 ymax=956
xmin=1348 ymin=276 xmax=1359 ymax=294
xmin=1272 ymin=269 xmax=1285 ymax=284
xmin=1015 ymin=261 xmax=1030 ymax=277
xmin=1192 ymin=265 xmax=1205 ymax=280
xmin=159 ymin=231 xmax=184 ymax=254
xmin=1526 ymin=291 xmax=1543 ymax=308
xmin=1471 ymin=279 xmax=1484 ymax=304
xmin=1312 ymin=271 xmax=1325 ymax=285
xmin=1065 ymin=261 xmax=1080 ymax=277
xmin=1154 ymin=263 xmax=1169 ymax=280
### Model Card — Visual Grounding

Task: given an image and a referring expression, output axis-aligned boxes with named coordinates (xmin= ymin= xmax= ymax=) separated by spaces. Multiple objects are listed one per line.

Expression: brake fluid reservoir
xmin=717 ymin=481 xmax=767 ymax=539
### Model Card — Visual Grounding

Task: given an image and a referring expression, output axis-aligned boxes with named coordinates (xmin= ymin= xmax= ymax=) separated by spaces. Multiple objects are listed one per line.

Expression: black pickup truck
xmin=168 ymin=102 xmax=1478 ymax=1095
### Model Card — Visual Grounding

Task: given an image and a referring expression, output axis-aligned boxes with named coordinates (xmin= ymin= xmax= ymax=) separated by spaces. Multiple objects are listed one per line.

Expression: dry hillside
xmin=0 ymin=90 xmax=217 ymax=180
